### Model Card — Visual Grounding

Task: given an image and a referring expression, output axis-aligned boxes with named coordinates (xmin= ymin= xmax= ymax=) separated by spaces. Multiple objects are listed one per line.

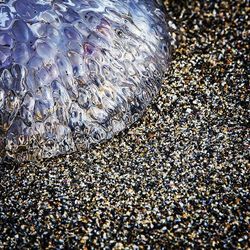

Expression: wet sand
xmin=0 ymin=0 xmax=249 ymax=249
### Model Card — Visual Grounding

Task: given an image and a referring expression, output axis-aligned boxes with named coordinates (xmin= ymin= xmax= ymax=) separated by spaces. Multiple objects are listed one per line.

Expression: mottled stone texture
xmin=0 ymin=0 xmax=171 ymax=161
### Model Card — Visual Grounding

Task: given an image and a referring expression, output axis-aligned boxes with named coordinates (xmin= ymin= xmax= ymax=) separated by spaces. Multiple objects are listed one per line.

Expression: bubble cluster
xmin=0 ymin=0 xmax=171 ymax=161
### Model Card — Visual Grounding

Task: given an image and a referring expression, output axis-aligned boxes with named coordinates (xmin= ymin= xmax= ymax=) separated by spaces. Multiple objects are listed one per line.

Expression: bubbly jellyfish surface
xmin=0 ymin=0 xmax=171 ymax=162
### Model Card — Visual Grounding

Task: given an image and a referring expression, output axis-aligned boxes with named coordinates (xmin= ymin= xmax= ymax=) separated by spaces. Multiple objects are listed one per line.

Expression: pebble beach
xmin=0 ymin=0 xmax=249 ymax=249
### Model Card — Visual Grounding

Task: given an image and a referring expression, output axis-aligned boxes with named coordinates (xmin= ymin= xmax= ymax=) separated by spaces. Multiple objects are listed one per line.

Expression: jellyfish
xmin=0 ymin=0 xmax=171 ymax=162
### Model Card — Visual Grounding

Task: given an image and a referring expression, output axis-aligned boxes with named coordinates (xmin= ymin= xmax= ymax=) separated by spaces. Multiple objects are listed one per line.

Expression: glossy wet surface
xmin=0 ymin=0 xmax=171 ymax=161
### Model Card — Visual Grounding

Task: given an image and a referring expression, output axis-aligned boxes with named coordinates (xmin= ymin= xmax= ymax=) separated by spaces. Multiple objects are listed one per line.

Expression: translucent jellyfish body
xmin=0 ymin=0 xmax=171 ymax=161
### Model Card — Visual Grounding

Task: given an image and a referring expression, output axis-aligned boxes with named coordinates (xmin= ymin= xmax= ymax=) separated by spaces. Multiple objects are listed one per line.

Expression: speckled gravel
xmin=0 ymin=0 xmax=249 ymax=249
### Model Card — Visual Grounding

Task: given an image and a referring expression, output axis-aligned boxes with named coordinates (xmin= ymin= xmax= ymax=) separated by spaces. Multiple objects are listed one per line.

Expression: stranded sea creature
xmin=0 ymin=0 xmax=171 ymax=162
